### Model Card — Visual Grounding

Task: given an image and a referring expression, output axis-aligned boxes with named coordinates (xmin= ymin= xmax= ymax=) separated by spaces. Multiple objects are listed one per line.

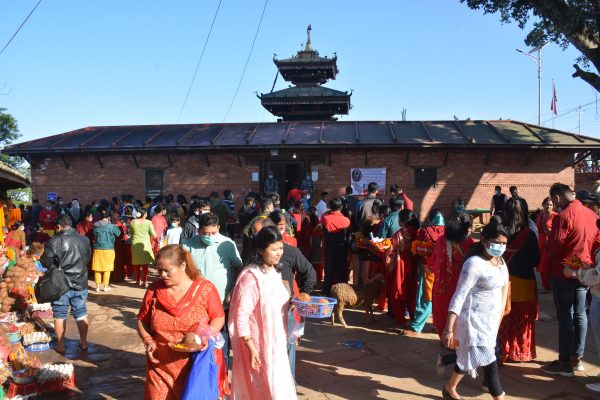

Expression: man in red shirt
xmin=286 ymin=181 xmax=303 ymax=205
xmin=320 ymin=197 xmax=350 ymax=296
xmin=541 ymin=183 xmax=600 ymax=377
xmin=39 ymin=200 xmax=58 ymax=236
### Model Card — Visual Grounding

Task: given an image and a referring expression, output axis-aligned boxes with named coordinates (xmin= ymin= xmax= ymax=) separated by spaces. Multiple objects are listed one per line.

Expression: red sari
xmin=385 ymin=226 xmax=417 ymax=324
xmin=429 ymin=236 xmax=476 ymax=339
xmin=535 ymin=211 xmax=557 ymax=278
xmin=138 ymin=278 xmax=229 ymax=400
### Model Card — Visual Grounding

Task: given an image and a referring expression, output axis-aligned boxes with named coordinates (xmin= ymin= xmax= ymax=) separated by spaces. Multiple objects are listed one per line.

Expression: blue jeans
xmin=51 ymin=289 xmax=88 ymax=320
xmin=589 ymin=295 xmax=600 ymax=363
xmin=551 ymin=277 xmax=588 ymax=362
xmin=287 ymin=308 xmax=296 ymax=378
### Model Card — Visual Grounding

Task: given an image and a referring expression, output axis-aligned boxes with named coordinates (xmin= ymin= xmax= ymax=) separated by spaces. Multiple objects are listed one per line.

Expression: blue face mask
xmin=486 ymin=242 xmax=506 ymax=258
xmin=200 ymin=235 xmax=214 ymax=246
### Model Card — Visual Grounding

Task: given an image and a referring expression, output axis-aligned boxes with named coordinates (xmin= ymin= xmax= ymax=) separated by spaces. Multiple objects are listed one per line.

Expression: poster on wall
xmin=350 ymin=168 xmax=386 ymax=195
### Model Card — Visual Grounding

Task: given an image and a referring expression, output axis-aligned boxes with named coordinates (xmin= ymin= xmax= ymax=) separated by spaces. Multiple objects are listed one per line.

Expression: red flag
xmin=550 ymin=80 xmax=557 ymax=115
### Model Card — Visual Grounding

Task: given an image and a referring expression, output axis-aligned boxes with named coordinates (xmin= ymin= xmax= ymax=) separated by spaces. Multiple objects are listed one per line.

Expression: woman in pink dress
xmin=228 ymin=226 xmax=297 ymax=400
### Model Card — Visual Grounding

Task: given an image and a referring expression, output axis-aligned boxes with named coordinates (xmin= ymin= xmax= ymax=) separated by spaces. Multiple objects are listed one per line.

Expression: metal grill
xmin=145 ymin=169 xmax=164 ymax=192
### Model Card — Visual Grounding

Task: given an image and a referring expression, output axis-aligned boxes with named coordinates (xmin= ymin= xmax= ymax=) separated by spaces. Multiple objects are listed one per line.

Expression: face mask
xmin=268 ymin=175 xmax=273 ymax=179
xmin=306 ymin=195 xmax=311 ymax=200
xmin=194 ymin=211 xmax=200 ymax=216
xmin=486 ymin=242 xmax=506 ymax=258
xmin=59 ymin=201 xmax=64 ymax=205
xmin=46 ymin=206 xmax=52 ymax=210
xmin=201 ymin=210 xmax=209 ymax=214
xmin=200 ymin=235 xmax=214 ymax=246
xmin=170 ymin=223 xmax=178 ymax=228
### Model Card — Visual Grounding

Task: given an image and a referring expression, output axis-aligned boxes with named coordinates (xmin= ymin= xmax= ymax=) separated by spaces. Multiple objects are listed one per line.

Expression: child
xmin=165 ymin=216 xmax=182 ymax=245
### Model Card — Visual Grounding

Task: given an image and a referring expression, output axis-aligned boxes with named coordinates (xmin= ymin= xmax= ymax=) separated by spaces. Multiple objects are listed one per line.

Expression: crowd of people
xmin=3 ymin=179 xmax=600 ymax=399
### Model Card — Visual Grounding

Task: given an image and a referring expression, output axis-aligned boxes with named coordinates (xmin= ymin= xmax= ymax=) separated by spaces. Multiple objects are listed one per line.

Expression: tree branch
xmin=573 ymin=63 xmax=600 ymax=92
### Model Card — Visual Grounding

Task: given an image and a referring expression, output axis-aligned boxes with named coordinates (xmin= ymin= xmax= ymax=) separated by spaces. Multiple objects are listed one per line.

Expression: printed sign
xmin=251 ymin=172 xmax=259 ymax=182
xmin=350 ymin=168 xmax=386 ymax=195
xmin=47 ymin=192 xmax=57 ymax=201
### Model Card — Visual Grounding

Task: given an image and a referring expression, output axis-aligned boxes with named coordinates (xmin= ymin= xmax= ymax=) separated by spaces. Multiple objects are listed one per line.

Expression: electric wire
xmin=0 ymin=0 xmax=43 ymax=58
xmin=222 ymin=0 xmax=269 ymax=123
xmin=176 ymin=0 xmax=223 ymax=123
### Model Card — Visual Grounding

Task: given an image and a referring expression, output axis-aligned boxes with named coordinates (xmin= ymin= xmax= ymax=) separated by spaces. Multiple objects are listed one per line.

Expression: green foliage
xmin=0 ymin=108 xmax=23 ymax=170
xmin=462 ymin=1 xmax=600 ymax=92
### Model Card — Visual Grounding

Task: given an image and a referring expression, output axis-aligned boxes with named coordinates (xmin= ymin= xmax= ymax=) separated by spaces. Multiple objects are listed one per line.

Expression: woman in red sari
xmin=137 ymin=244 xmax=229 ymax=400
xmin=498 ymin=197 xmax=540 ymax=362
xmin=429 ymin=214 xmax=476 ymax=339
xmin=535 ymin=197 xmax=556 ymax=253
xmin=385 ymin=209 xmax=420 ymax=324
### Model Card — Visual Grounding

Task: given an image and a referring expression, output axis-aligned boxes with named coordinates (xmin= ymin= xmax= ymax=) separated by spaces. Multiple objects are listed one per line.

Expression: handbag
xmin=34 ymin=237 xmax=70 ymax=303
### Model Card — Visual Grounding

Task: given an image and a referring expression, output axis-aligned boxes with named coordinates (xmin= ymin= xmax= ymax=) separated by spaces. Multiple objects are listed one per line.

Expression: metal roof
xmin=0 ymin=161 xmax=30 ymax=190
xmin=5 ymin=120 xmax=600 ymax=156
xmin=259 ymin=86 xmax=350 ymax=99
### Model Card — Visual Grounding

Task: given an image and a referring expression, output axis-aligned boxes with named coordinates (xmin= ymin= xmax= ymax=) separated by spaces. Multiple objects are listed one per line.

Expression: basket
xmin=6 ymin=381 xmax=38 ymax=399
xmin=39 ymin=372 xmax=76 ymax=393
xmin=9 ymin=368 xmax=38 ymax=385
xmin=292 ymin=296 xmax=337 ymax=319
xmin=24 ymin=343 xmax=51 ymax=353
xmin=5 ymin=333 xmax=21 ymax=345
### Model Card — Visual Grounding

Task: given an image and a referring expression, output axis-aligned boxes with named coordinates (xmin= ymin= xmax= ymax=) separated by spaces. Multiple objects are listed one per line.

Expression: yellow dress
xmin=0 ymin=202 xmax=6 ymax=245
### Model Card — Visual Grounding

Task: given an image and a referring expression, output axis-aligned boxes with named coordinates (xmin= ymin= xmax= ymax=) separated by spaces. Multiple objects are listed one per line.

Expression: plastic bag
xmin=181 ymin=339 xmax=218 ymax=400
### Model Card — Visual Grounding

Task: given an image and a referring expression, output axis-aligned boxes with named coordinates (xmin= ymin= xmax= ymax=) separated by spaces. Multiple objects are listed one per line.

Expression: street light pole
xmin=516 ymin=42 xmax=550 ymax=126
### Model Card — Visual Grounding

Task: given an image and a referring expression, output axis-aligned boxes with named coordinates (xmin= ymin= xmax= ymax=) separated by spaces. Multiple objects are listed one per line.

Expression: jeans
xmin=590 ymin=295 xmax=600 ymax=363
xmin=51 ymin=289 xmax=88 ymax=320
xmin=286 ymin=308 xmax=297 ymax=378
xmin=222 ymin=309 xmax=229 ymax=369
xmin=551 ymin=277 xmax=588 ymax=362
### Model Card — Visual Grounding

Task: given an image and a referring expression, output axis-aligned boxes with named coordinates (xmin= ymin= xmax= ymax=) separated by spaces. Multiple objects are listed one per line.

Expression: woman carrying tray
xmin=137 ymin=245 xmax=229 ymax=400
xmin=228 ymin=226 xmax=297 ymax=400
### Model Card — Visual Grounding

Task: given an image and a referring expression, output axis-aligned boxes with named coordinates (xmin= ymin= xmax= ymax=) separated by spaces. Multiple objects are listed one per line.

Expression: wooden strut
xmin=95 ymin=155 xmax=104 ymax=169
xmin=132 ymin=154 xmax=139 ymax=168
xmin=246 ymin=124 xmax=260 ymax=145
xmin=236 ymin=154 xmax=243 ymax=167
xmin=205 ymin=153 xmax=211 ymax=167
xmin=405 ymin=150 xmax=410 ymax=166
xmin=281 ymin=123 xmax=292 ymax=144
xmin=167 ymin=154 xmax=173 ymax=168
xmin=388 ymin=122 xmax=398 ymax=143
xmin=443 ymin=151 xmax=449 ymax=166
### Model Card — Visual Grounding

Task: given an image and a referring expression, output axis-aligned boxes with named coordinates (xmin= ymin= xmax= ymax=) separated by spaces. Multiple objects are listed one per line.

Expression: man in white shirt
xmin=316 ymin=191 xmax=329 ymax=218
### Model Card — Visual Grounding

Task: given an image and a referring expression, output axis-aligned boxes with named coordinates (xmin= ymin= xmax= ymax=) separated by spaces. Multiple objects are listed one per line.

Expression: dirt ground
xmin=44 ymin=272 xmax=600 ymax=400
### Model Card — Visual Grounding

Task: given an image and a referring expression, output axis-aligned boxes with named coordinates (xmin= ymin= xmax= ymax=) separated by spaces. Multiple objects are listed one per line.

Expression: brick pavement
xmin=47 ymin=278 xmax=600 ymax=399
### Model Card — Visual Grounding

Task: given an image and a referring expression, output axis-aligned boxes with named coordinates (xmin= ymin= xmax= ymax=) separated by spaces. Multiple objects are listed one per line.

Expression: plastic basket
xmin=292 ymin=296 xmax=337 ymax=319
xmin=6 ymin=381 xmax=38 ymax=398
xmin=5 ymin=332 xmax=21 ymax=344
xmin=24 ymin=343 xmax=51 ymax=352
xmin=39 ymin=372 xmax=76 ymax=393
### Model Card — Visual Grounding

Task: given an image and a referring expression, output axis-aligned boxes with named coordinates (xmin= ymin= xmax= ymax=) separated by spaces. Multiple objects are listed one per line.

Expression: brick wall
xmin=575 ymin=172 xmax=600 ymax=192
xmin=30 ymin=148 xmax=575 ymax=221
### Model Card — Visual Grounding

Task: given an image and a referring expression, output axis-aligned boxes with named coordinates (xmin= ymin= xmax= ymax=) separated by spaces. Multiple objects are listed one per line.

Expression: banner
xmin=350 ymin=168 xmax=386 ymax=195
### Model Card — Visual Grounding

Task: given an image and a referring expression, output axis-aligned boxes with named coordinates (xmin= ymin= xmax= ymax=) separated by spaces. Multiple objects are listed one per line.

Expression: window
xmin=414 ymin=167 xmax=437 ymax=189
xmin=145 ymin=169 xmax=164 ymax=197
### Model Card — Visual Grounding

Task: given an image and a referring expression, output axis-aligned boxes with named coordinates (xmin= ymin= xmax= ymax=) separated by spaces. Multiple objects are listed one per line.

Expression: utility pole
xmin=516 ymin=41 xmax=551 ymax=126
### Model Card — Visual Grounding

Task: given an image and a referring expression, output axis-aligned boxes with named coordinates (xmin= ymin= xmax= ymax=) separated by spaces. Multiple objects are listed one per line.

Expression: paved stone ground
xmin=43 ymin=273 xmax=600 ymax=399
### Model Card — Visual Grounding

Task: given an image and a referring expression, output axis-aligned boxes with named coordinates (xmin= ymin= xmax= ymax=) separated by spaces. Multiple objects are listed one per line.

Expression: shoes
xmin=95 ymin=285 xmax=101 ymax=292
xmin=398 ymin=328 xmax=421 ymax=337
xmin=572 ymin=356 xmax=585 ymax=371
xmin=436 ymin=354 xmax=445 ymax=376
xmin=540 ymin=360 xmax=574 ymax=377
xmin=103 ymin=286 xmax=112 ymax=292
xmin=144 ymin=282 xmax=149 ymax=288
xmin=586 ymin=382 xmax=600 ymax=393
xmin=442 ymin=386 xmax=462 ymax=400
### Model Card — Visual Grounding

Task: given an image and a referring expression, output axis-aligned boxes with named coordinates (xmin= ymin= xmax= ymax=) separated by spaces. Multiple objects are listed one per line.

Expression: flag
xmin=550 ymin=80 xmax=557 ymax=115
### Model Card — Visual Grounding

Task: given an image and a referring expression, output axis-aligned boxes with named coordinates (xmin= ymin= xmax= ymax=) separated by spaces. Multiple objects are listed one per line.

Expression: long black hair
xmin=250 ymin=225 xmax=283 ymax=273
xmin=445 ymin=213 xmax=473 ymax=243
xmin=504 ymin=197 xmax=529 ymax=236
xmin=467 ymin=216 xmax=510 ymax=258
xmin=399 ymin=209 xmax=420 ymax=230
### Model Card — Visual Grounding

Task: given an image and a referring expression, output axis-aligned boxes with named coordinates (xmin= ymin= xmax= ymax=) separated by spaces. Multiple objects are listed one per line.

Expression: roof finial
xmin=304 ymin=24 xmax=312 ymax=51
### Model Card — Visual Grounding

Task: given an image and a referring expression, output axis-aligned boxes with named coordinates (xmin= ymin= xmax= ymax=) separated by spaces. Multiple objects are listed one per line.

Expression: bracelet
xmin=142 ymin=336 xmax=155 ymax=346
xmin=443 ymin=330 xmax=453 ymax=334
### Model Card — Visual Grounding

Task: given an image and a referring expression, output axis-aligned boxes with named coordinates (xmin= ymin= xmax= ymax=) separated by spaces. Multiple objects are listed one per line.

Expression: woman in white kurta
xmin=442 ymin=218 xmax=509 ymax=400
xmin=228 ymin=226 xmax=297 ymax=400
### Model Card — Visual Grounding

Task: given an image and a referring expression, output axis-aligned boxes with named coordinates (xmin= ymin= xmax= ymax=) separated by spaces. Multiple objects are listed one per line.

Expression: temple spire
xmin=304 ymin=24 xmax=312 ymax=51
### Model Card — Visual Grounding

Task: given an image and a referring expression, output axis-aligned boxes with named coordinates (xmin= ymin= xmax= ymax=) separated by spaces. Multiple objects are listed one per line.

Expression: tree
xmin=462 ymin=1 xmax=600 ymax=92
xmin=0 ymin=108 xmax=23 ymax=170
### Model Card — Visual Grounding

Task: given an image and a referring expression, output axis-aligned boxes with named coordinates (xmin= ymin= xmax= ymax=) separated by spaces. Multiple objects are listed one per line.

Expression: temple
xmin=258 ymin=25 xmax=352 ymax=121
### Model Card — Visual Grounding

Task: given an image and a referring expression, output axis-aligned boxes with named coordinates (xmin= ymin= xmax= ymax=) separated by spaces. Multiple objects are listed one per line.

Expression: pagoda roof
xmin=5 ymin=120 xmax=600 ymax=156
xmin=275 ymin=51 xmax=337 ymax=65
xmin=259 ymin=86 xmax=350 ymax=101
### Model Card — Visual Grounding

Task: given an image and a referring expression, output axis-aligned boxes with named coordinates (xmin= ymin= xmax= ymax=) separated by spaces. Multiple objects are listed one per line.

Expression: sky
xmin=1 ymin=0 xmax=600 ymax=144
